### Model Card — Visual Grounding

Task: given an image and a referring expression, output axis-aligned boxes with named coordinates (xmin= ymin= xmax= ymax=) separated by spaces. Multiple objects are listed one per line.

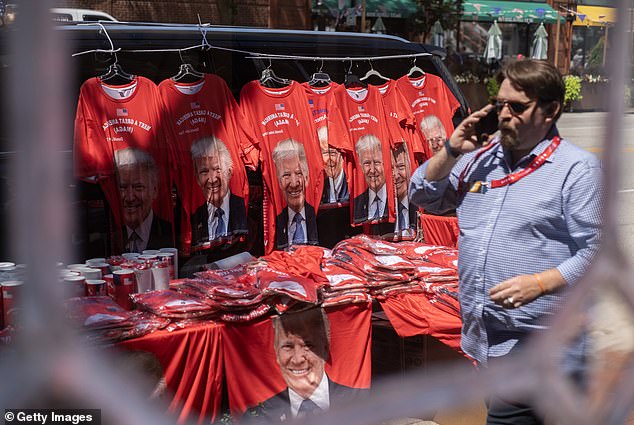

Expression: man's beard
xmin=499 ymin=125 xmax=519 ymax=150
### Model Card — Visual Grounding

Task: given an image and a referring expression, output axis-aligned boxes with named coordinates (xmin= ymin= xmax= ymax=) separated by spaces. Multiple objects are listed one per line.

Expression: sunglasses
xmin=492 ymin=99 xmax=533 ymax=115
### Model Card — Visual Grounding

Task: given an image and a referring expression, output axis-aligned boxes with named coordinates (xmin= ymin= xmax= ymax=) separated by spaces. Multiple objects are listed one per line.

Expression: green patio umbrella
xmin=530 ymin=22 xmax=548 ymax=60
xmin=484 ymin=21 xmax=502 ymax=63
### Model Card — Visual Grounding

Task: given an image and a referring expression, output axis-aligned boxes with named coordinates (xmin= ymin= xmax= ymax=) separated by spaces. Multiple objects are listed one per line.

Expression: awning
xmin=462 ymin=1 xmax=563 ymax=24
xmin=312 ymin=0 xmax=416 ymax=19
xmin=573 ymin=5 xmax=616 ymax=27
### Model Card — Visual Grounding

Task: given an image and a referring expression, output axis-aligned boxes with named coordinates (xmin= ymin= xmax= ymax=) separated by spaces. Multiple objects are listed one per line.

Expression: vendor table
xmin=117 ymin=303 xmax=374 ymax=423
xmin=119 ymin=321 xmax=224 ymax=425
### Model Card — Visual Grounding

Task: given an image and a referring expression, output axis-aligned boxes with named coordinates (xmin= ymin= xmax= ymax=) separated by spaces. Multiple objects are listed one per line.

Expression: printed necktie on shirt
xmin=127 ymin=230 xmax=141 ymax=253
xmin=298 ymin=398 xmax=321 ymax=416
xmin=398 ymin=202 xmax=408 ymax=230
xmin=372 ymin=197 xmax=382 ymax=220
xmin=292 ymin=213 xmax=304 ymax=244
xmin=214 ymin=209 xmax=226 ymax=238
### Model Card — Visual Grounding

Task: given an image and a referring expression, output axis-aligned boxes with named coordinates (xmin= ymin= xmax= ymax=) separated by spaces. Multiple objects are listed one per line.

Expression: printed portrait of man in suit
xmin=352 ymin=134 xmax=387 ymax=224
xmin=392 ymin=143 xmax=417 ymax=233
xmin=419 ymin=114 xmax=447 ymax=155
xmin=190 ymin=136 xmax=247 ymax=246
xmin=246 ymin=308 xmax=363 ymax=422
xmin=318 ymin=126 xmax=349 ymax=205
xmin=115 ymin=147 xmax=173 ymax=253
xmin=272 ymin=138 xmax=318 ymax=249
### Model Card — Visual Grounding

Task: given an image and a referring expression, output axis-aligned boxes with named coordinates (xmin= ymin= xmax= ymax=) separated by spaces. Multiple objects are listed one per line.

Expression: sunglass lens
xmin=495 ymin=101 xmax=528 ymax=114
xmin=509 ymin=102 xmax=528 ymax=114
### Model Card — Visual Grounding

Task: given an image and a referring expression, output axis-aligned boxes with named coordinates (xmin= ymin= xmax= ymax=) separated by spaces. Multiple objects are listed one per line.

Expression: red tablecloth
xmin=116 ymin=303 xmax=373 ymax=422
xmin=119 ymin=321 xmax=224 ymax=425
xmin=421 ymin=214 xmax=459 ymax=248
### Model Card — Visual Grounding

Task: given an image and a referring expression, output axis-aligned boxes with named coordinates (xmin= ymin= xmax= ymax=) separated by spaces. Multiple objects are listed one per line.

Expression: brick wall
xmin=56 ymin=0 xmax=307 ymax=28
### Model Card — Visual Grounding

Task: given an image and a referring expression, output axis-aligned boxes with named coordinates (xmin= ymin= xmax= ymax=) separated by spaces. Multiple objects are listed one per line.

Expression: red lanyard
xmin=458 ymin=136 xmax=561 ymax=195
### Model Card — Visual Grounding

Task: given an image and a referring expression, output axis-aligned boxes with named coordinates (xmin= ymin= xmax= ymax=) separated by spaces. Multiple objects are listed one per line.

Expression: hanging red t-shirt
xmin=396 ymin=73 xmax=460 ymax=153
xmin=374 ymin=80 xmax=423 ymax=163
xmin=301 ymin=82 xmax=352 ymax=206
xmin=374 ymin=80 xmax=425 ymax=232
xmin=329 ymin=84 xmax=396 ymax=226
xmin=159 ymin=74 xmax=257 ymax=253
xmin=240 ymin=80 xmax=324 ymax=253
xmin=74 ymin=76 xmax=173 ymax=253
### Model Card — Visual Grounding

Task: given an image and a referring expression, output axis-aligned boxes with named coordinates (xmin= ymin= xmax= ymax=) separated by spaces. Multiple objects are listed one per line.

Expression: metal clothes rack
xmin=70 ymin=23 xmax=433 ymax=63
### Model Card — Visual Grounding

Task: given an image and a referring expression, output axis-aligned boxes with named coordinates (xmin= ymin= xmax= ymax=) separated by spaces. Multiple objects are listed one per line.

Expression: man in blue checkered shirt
xmin=410 ymin=59 xmax=602 ymax=425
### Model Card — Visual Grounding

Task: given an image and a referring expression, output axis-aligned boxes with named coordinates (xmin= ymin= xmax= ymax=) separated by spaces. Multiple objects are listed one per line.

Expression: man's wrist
xmin=444 ymin=139 xmax=462 ymax=158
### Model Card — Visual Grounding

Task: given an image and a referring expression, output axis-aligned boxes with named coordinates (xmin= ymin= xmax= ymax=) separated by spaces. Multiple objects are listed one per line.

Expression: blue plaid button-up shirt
xmin=409 ymin=130 xmax=602 ymax=368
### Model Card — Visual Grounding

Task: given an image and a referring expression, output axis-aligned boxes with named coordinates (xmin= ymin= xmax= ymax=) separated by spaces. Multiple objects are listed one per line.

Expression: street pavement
xmin=557 ymin=111 xmax=634 ymax=263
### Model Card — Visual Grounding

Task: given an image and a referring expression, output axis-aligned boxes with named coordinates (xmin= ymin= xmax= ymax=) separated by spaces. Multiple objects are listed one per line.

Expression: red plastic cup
xmin=2 ymin=280 xmax=23 ymax=327
xmin=112 ymin=269 xmax=136 ymax=309
xmin=85 ymin=279 xmax=107 ymax=296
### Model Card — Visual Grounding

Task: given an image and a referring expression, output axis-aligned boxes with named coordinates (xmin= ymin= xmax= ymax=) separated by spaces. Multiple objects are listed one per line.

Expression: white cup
xmin=151 ymin=266 xmax=170 ymax=290
xmin=86 ymin=258 xmax=106 ymax=267
xmin=159 ymin=248 xmax=178 ymax=279
xmin=78 ymin=267 xmax=102 ymax=280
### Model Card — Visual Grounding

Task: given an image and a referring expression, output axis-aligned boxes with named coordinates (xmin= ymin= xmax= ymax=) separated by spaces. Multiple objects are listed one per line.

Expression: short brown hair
xmin=273 ymin=307 xmax=330 ymax=361
xmin=497 ymin=59 xmax=565 ymax=120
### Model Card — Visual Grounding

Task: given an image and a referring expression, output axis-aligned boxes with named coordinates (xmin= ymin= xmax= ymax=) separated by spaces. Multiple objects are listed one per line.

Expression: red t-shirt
xmin=73 ymin=76 xmax=173 ymax=252
xmin=159 ymin=74 xmax=257 ymax=252
xmin=374 ymin=80 xmax=425 ymax=163
xmin=302 ymin=82 xmax=352 ymax=206
xmin=240 ymin=80 xmax=324 ymax=253
xmin=329 ymin=84 xmax=396 ymax=226
xmin=396 ymin=73 xmax=460 ymax=153
xmin=374 ymin=80 xmax=424 ymax=232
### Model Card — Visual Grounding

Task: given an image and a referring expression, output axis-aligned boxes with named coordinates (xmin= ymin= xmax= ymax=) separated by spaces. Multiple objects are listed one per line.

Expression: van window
xmin=51 ymin=13 xmax=73 ymax=23
xmin=82 ymin=14 xmax=115 ymax=22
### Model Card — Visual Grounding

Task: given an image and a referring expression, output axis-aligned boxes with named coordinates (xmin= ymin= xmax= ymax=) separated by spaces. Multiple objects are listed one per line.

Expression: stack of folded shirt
xmin=64 ymin=296 xmax=169 ymax=344
xmin=174 ymin=263 xmax=322 ymax=321
xmin=174 ymin=265 xmax=267 ymax=322
xmin=257 ymin=269 xmax=320 ymax=314
xmin=326 ymin=235 xmax=460 ymax=301
xmin=319 ymin=261 xmax=371 ymax=308
xmin=130 ymin=290 xmax=217 ymax=320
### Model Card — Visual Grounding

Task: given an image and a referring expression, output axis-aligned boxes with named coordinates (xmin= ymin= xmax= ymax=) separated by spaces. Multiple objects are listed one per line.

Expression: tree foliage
xmin=412 ymin=0 xmax=463 ymax=42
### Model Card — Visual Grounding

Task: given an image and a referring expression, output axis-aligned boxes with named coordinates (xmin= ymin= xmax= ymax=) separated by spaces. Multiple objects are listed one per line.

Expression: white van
xmin=50 ymin=8 xmax=118 ymax=23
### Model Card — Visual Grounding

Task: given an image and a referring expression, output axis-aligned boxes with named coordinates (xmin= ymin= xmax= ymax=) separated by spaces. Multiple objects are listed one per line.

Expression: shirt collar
xmin=126 ymin=209 xmax=153 ymax=250
xmin=287 ymin=206 xmax=306 ymax=228
xmin=332 ymin=170 xmax=345 ymax=194
xmin=495 ymin=126 xmax=561 ymax=167
xmin=206 ymin=191 xmax=231 ymax=218
xmin=288 ymin=372 xmax=330 ymax=416
xmin=368 ymin=184 xmax=387 ymax=205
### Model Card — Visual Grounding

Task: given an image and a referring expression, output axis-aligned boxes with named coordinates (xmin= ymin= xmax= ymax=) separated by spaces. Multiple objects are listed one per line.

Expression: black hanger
xmin=308 ymin=60 xmax=332 ymax=87
xmin=259 ymin=59 xmax=290 ymax=88
xmin=172 ymin=50 xmax=205 ymax=83
xmin=360 ymin=60 xmax=389 ymax=84
xmin=344 ymin=60 xmax=366 ymax=88
xmin=407 ymin=56 xmax=426 ymax=78
xmin=99 ymin=53 xmax=135 ymax=85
